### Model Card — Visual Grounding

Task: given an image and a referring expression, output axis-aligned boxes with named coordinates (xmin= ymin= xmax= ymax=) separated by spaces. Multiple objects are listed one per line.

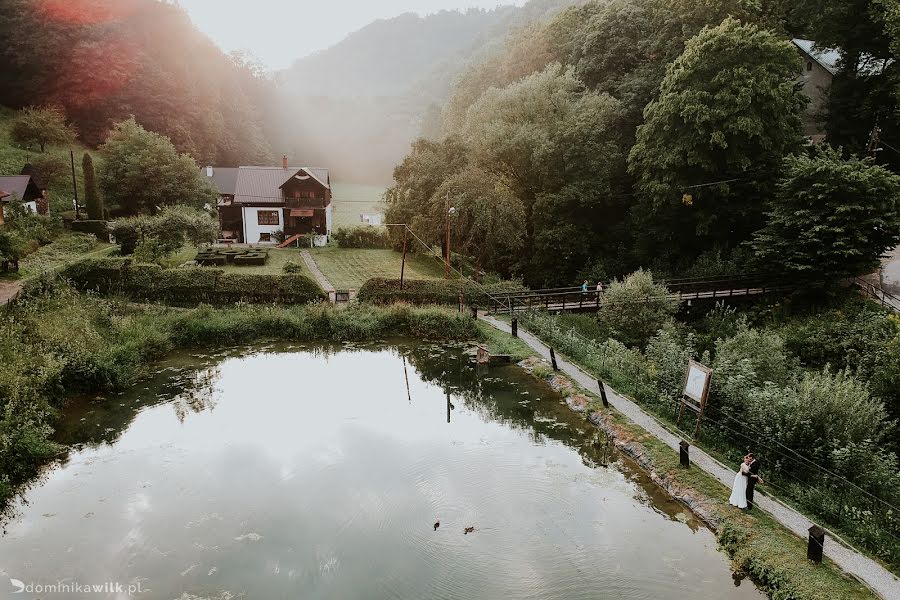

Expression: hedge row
xmin=62 ymin=258 xmax=325 ymax=305
xmin=356 ymin=277 xmax=525 ymax=306
xmin=332 ymin=226 xmax=392 ymax=249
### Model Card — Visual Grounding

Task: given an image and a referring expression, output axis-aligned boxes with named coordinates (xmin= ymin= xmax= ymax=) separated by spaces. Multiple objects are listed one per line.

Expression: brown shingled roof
xmin=233 ymin=166 xmax=330 ymax=205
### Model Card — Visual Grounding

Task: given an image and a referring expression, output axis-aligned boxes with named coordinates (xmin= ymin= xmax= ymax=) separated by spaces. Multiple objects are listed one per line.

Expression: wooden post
xmin=446 ymin=388 xmax=451 ymax=424
xmin=70 ymin=150 xmax=79 ymax=218
xmin=511 ymin=318 xmax=518 ymax=338
xmin=400 ymin=227 xmax=408 ymax=290
xmin=597 ymin=380 xmax=609 ymax=408
xmin=679 ymin=441 xmax=690 ymax=468
xmin=807 ymin=525 xmax=825 ymax=563
xmin=470 ymin=305 xmax=478 ymax=320
xmin=693 ymin=404 xmax=705 ymax=439
xmin=549 ymin=347 xmax=558 ymax=371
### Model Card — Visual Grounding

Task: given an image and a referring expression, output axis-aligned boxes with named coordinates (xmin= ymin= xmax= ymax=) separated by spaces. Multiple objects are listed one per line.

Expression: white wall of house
xmin=325 ymin=204 xmax=333 ymax=234
xmin=242 ymin=206 xmax=282 ymax=244
xmin=2 ymin=201 xmax=37 ymax=217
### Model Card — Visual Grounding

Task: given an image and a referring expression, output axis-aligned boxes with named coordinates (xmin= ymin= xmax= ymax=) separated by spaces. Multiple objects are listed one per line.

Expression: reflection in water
xmin=0 ymin=343 xmax=763 ymax=599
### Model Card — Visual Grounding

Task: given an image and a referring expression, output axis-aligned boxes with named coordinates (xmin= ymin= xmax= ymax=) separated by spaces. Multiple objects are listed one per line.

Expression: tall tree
xmin=462 ymin=64 xmax=629 ymax=285
xmin=752 ymin=147 xmax=900 ymax=281
xmin=99 ymin=118 xmax=216 ymax=215
xmin=82 ymin=152 xmax=103 ymax=220
xmin=10 ymin=106 xmax=76 ymax=152
xmin=628 ymin=17 xmax=806 ymax=263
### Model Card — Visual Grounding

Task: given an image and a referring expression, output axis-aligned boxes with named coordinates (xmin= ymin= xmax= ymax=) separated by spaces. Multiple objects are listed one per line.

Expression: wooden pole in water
xmin=400 ymin=227 xmax=408 ymax=290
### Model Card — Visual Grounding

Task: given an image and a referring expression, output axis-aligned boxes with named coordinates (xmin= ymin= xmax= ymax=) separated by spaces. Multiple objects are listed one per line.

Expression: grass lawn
xmin=308 ymin=247 xmax=447 ymax=290
xmin=163 ymin=246 xmax=316 ymax=280
xmin=2 ymin=233 xmax=115 ymax=281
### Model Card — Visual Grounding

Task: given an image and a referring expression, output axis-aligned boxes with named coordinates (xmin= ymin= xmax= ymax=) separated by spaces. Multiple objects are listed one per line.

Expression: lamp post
xmin=445 ymin=191 xmax=455 ymax=280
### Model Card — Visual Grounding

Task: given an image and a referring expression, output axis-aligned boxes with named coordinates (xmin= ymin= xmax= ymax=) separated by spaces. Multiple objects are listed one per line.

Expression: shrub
xmin=597 ymin=269 xmax=679 ymax=348
xmin=282 ymin=260 xmax=305 ymax=273
xmin=357 ymin=277 xmax=524 ymax=306
xmin=332 ymin=226 xmax=392 ymax=249
xmin=109 ymin=206 xmax=217 ymax=255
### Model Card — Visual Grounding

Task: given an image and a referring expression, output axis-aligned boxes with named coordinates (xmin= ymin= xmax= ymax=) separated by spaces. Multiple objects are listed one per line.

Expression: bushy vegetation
xmin=62 ymin=257 xmax=324 ymax=305
xmin=99 ymin=119 xmax=218 ymax=216
xmin=521 ymin=294 xmax=900 ymax=569
xmin=357 ymin=277 xmax=524 ymax=306
xmin=598 ymin=269 xmax=679 ymax=348
xmin=0 ymin=283 xmax=479 ymax=507
xmin=752 ymin=148 xmax=900 ymax=281
xmin=332 ymin=226 xmax=392 ymax=249
xmin=109 ymin=205 xmax=217 ymax=256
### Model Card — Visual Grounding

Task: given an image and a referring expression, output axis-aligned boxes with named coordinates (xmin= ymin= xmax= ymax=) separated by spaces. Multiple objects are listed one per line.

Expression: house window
xmin=257 ymin=210 xmax=279 ymax=225
xmin=807 ymin=61 xmax=813 ymax=72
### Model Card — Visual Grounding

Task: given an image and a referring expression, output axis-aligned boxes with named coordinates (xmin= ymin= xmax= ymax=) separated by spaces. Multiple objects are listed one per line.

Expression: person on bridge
xmin=581 ymin=280 xmax=589 ymax=295
xmin=596 ymin=281 xmax=604 ymax=295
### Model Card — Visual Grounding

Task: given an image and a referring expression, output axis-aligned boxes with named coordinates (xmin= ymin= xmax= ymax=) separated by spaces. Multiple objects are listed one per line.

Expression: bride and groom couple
xmin=729 ymin=452 xmax=763 ymax=510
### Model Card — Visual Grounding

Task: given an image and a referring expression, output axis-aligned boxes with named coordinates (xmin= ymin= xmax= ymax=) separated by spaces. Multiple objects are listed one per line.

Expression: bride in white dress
xmin=729 ymin=455 xmax=752 ymax=509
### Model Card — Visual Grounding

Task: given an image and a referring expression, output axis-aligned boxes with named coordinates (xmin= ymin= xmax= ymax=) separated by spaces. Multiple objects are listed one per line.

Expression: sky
xmin=178 ymin=0 xmax=525 ymax=70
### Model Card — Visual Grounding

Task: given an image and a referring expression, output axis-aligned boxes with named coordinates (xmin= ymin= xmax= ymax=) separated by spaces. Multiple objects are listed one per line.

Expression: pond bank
xmin=0 ymin=290 xmax=482 ymax=511
xmin=480 ymin=314 xmax=888 ymax=600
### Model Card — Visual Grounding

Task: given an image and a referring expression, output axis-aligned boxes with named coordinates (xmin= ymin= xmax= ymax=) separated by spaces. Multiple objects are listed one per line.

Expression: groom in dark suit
xmin=744 ymin=453 xmax=762 ymax=510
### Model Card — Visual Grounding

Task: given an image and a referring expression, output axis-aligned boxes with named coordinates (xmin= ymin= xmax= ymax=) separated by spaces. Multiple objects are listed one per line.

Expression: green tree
xmin=109 ymin=205 xmax=217 ymax=256
xmin=462 ymin=64 xmax=629 ymax=285
xmin=10 ymin=106 xmax=76 ymax=152
xmin=628 ymin=17 xmax=806 ymax=263
xmin=99 ymin=118 xmax=217 ymax=215
xmin=597 ymin=269 xmax=679 ymax=348
xmin=82 ymin=152 xmax=104 ymax=220
xmin=751 ymin=147 xmax=900 ymax=281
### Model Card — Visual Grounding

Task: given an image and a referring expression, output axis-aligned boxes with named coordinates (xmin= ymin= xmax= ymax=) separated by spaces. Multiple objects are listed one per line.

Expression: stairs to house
xmin=277 ymin=234 xmax=303 ymax=248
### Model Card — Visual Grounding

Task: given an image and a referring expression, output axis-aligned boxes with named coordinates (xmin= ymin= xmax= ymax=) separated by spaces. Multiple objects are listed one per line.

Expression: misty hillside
xmin=274 ymin=0 xmax=585 ymax=184
xmin=282 ymin=9 xmax=517 ymax=99
xmin=0 ymin=0 xmax=276 ymax=167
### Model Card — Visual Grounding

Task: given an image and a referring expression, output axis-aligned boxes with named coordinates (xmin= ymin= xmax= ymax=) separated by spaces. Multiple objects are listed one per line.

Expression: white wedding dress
xmin=729 ymin=463 xmax=749 ymax=509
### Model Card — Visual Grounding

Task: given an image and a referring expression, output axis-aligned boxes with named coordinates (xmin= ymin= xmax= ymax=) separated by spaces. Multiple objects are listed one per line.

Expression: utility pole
xmin=445 ymin=190 xmax=452 ymax=280
xmin=867 ymin=122 xmax=883 ymax=159
xmin=70 ymin=149 xmax=80 ymax=219
xmin=400 ymin=226 xmax=408 ymax=290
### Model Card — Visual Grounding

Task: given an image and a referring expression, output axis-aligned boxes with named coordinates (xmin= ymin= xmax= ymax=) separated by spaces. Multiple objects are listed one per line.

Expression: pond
xmin=0 ymin=343 xmax=764 ymax=599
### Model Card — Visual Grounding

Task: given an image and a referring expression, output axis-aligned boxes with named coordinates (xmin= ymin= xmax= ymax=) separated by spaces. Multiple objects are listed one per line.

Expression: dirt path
xmin=480 ymin=314 xmax=900 ymax=599
xmin=0 ymin=279 xmax=22 ymax=306
xmin=300 ymin=250 xmax=336 ymax=302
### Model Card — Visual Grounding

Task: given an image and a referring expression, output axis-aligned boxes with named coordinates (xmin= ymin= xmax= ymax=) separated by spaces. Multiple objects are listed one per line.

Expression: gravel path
xmin=481 ymin=314 xmax=900 ymax=599
xmin=301 ymin=250 xmax=336 ymax=302
xmin=0 ymin=279 xmax=22 ymax=307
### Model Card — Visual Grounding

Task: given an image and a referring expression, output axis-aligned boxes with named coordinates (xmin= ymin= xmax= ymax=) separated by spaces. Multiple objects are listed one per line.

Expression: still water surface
xmin=0 ymin=343 xmax=763 ymax=599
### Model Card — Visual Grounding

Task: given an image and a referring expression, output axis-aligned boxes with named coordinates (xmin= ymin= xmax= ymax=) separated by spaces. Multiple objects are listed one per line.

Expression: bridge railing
xmin=485 ymin=273 xmax=794 ymax=314
xmin=851 ymin=277 xmax=900 ymax=313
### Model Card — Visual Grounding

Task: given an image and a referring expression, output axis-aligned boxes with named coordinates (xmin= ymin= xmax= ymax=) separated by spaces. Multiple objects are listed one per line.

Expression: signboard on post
xmin=677 ymin=360 xmax=712 ymax=437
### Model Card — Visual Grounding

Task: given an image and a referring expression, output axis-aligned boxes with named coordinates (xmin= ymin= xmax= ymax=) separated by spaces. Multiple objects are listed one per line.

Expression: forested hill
xmin=273 ymin=0 xmax=584 ymax=184
xmin=0 ymin=0 xmax=276 ymax=166
xmin=282 ymin=10 xmax=516 ymax=99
